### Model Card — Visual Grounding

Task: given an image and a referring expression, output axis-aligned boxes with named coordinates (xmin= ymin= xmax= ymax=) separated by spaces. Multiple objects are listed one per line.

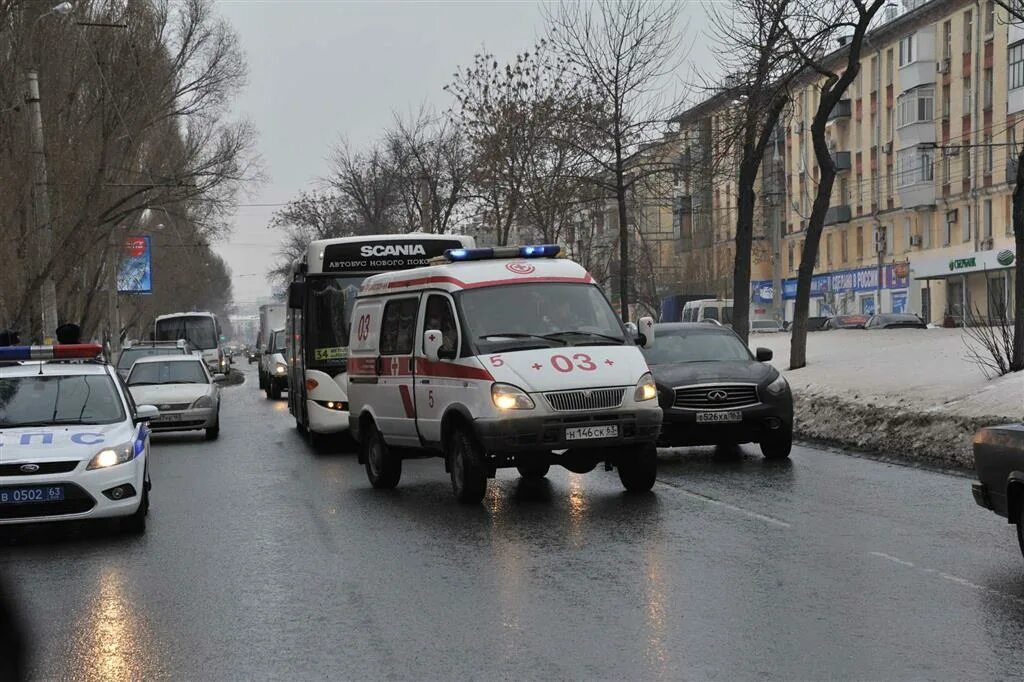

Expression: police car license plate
xmin=565 ymin=425 xmax=619 ymax=441
xmin=696 ymin=411 xmax=742 ymax=423
xmin=0 ymin=486 xmax=65 ymax=504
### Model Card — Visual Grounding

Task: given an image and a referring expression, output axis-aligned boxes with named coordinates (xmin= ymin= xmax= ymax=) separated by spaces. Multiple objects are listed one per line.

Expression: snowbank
xmin=749 ymin=328 xmax=1024 ymax=468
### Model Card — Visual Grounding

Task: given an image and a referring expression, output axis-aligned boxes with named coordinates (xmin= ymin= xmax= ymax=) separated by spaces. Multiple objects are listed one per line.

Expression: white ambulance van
xmin=347 ymin=244 xmax=663 ymax=504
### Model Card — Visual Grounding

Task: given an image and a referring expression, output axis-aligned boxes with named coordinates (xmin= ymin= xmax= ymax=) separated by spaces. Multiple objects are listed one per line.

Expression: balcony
xmin=823 ymin=205 xmax=852 ymax=226
xmin=832 ymin=151 xmax=852 ymax=172
xmin=827 ymin=99 xmax=852 ymax=123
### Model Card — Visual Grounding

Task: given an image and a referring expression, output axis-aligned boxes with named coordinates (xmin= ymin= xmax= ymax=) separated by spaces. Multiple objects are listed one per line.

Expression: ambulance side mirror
xmin=423 ymin=329 xmax=443 ymax=363
xmin=637 ymin=317 xmax=655 ymax=348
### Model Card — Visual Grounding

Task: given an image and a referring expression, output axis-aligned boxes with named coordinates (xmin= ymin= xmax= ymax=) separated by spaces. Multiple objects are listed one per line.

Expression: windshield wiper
xmin=478 ymin=333 xmax=567 ymax=346
xmin=541 ymin=330 xmax=625 ymax=345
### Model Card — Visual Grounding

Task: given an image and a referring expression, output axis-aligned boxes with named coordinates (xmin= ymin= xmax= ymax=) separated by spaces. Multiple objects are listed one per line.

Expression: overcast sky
xmin=213 ymin=0 xmax=711 ymax=304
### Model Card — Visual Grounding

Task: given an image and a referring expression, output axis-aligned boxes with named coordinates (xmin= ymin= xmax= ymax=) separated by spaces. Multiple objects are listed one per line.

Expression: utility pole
xmin=26 ymin=69 xmax=58 ymax=344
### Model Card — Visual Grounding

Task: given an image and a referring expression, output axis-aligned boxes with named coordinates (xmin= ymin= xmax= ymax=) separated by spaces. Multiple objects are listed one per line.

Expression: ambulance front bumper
xmin=0 ymin=456 xmax=146 ymax=525
xmin=474 ymin=407 xmax=662 ymax=454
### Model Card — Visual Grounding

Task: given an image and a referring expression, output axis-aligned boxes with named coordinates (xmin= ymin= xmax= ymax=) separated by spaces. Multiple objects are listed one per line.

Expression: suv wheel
xmin=364 ymin=425 xmax=401 ymax=489
xmin=617 ymin=445 xmax=657 ymax=493
xmin=760 ymin=428 xmax=792 ymax=460
xmin=449 ymin=427 xmax=487 ymax=504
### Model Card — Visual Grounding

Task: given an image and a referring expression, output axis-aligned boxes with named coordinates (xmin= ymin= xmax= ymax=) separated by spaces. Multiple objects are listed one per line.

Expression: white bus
xmin=286 ymin=233 xmax=475 ymax=445
xmin=153 ymin=311 xmax=225 ymax=373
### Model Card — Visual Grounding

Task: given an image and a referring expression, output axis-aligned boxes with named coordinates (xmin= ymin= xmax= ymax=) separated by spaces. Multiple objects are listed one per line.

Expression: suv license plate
xmin=696 ymin=411 xmax=742 ymax=423
xmin=565 ymin=425 xmax=619 ymax=441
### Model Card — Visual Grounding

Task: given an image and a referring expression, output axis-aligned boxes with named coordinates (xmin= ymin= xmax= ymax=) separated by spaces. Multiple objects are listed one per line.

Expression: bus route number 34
xmin=490 ymin=353 xmax=597 ymax=372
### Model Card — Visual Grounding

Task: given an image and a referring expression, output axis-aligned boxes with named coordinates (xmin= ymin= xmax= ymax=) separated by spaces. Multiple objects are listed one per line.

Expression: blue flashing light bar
xmin=0 ymin=344 xmax=103 ymax=362
xmin=443 ymin=244 xmax=561 ymax=262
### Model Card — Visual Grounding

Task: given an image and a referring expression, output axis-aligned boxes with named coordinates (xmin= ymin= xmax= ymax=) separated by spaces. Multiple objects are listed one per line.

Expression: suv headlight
xmin=275 ymin=363 xmax=287 ymax=374
xmin=191 ymin=395 xmax=215 ymax=409
xmin=491 ymin=383 xmax=535 ymax=410
xmin=634 ymin=372 xmax=657 ymax=402
xmin=86 ymin=443 xmax=136 ymax=470
xmin=765 ymin=373 xmax=789 ymax=396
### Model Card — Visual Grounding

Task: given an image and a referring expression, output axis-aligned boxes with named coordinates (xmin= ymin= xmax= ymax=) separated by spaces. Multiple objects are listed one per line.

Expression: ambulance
xmin=0 ymin=344 xmax=158 ymax=532
xmin=347 ymin=244 xmax=663 ymax=503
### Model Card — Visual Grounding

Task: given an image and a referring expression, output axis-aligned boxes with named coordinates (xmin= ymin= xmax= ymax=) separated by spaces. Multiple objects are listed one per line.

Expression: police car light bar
xmin=0 ymin=344 xmax=104 ymax=361
xmin=442 ymin=244 xmax=561 ymax=262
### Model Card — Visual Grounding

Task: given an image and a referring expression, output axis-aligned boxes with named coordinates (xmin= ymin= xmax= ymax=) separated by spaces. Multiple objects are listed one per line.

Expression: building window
xmin=942 ymin=154 xmax=951 ymax=184
xmin=841 ymin=229 xmax=849 ymax=263
xmin=984 ymin=134 xmax=993 ymax=172
xmin=942 ymin=86 xmax=951 ymax=119
xmin=964 ymin=10 xmax=973 ymax=53
xmin=964 ymin=75 xmax=973 ymax=113
xmin=983 ymin=68 xmax=993 ymax=109
xmin=896 ymin=148 xmax=934 ymax=187
xmin=1008 ymin=196 xmax=1015 ymax=236
xmin=856 ymin=225 xmax=864 ymax=259
xmin=963 ymin=204 xmax=972 ymax=242
xmin=897 ymin=87 xmax=934 ymax=127
xmin=984 ymin=199 xmax=993 ymax=238
xmin=964 ymin=135 xmax=972 ymax=178
xmin=923 ymin=213 xmax=932 ymax=248
xmin=904 ymin=218 xmax=913 ymax=252
xmin=899 ymin=35 xmax=915 ymax=66
xmin=887 ymin=105 xmax=894 ymax=140
xmin=943 ymin=20 xmax=952 ymax=60
xmin=985 ymin=0 xmax=995 ymax=35
xmin=788 ymin=241 xmax=794 ymax=272
xmin=886 ymin=49 xmax=894 ymax=86
xmin=871 ymin=55 xmax=880 ymax=91
xmin=944 ymin=217 xmax=953 ymax=245
xmin=826 ymin=233 xmax=833 ymax=265
xmin=1009 ymin=42 xmax=1024 ymax=90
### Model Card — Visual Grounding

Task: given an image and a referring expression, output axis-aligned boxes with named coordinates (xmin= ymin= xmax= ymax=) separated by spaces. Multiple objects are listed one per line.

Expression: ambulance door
xmin=414 ymin=293 xmax=464 ymax=446
xmin=375 ymin=296 xmax=421 ymax=447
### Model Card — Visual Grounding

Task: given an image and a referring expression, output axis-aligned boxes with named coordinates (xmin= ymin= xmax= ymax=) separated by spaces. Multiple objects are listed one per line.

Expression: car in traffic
xmin=865 ymin=312 xmax=927 ymax=329
xmin=260 ymin=328 xmax=289 ymax=400
xmin=642 ymin=323 xmax=793 ymax=459
xmin=347 ymin=244 xmax=662 ymax=503
xmin=971 ymin=424 xmax=1024 ymax=560
xmin=0 ymin=344 xmax=157 ymax=533
xmin=825 ymin=314 xmax=869 ymax=329
xmin=114 ymin=340 xmax=191 ymax=380
xmin=126 ymin=356 xmax=223 ymax=440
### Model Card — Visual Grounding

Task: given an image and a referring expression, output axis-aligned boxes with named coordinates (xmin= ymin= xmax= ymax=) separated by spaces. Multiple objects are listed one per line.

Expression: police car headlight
xmin=86 ymin=444 xmax=136 ymax=470
xmin=491 ymin=383 xmax=535 ymax=410
xmin=634 ymin=373 xmax=657 ymax=402
xmin=191 ymin=395 xmax=215 ymax=409
xmin=765 ymin=373 xmax=789 ymax=396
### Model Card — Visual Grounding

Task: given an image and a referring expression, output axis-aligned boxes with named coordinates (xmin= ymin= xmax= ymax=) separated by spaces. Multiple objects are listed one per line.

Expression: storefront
xmin=752 ymin=263 xmax=911 ymax=321
xmin=910 ymin=249 xmax=1018 ymax=325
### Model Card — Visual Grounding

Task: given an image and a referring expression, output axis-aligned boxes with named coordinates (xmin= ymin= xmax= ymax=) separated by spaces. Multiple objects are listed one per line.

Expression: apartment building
xmin=776 ymin=0 xmax=1019 ymax=323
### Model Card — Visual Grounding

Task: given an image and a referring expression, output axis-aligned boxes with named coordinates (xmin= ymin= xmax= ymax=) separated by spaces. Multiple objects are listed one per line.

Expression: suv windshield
xmin=459 ymin=282 xmax=625 ymax=352
xmin=641 ymin=330 xmax=752 ymax=365
xmin=128 ymin=361 xmax=209 ymax=386
xmin=116 ymin=346 xmax=183 ymax=370
xmin=0 ymin=375 xmax=125 ymax=426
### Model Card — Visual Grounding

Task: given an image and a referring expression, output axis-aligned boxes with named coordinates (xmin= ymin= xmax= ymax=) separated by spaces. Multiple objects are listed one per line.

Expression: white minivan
xmin=346 ymin=245 xmax=663 ymax=503
xmin=680 ymin=298 xmax=733 ymax=324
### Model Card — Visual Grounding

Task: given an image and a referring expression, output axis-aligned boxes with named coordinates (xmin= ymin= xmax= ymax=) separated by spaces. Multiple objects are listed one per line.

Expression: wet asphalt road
xmin=3 ymin=365 xmax=1024 ymax=681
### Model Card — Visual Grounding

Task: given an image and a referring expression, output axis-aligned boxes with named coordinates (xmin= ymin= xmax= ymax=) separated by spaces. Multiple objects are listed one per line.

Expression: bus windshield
xmin=307 ymin=276 xmax=364 ymax=366
xmin=155 ymin=316 xmax=217 ymax=350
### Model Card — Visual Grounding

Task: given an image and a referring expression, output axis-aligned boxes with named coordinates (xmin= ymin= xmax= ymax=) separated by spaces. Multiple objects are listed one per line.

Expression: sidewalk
xmin=750 ymin=328 xmax=1023 ymax=468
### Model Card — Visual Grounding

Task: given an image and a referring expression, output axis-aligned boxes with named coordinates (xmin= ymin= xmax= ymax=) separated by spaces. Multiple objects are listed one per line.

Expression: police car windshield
xmin=0 ymin=375 xmax=125 ymax=427
xmin=461 ymin=282 xmax=625 ymax=352
xmin=116 ymin=347 xmax=183 ymax=370
xmin=128 ymin=360 xmax=209 ymax=386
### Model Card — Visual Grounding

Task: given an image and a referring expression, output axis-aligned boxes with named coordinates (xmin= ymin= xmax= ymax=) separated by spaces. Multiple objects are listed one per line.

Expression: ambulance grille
xmin=544 ymin=388 xmax=625 ymax=412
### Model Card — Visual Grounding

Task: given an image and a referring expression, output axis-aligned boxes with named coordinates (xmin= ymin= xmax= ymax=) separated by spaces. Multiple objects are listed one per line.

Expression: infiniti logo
xmin=706 ymin=390 xmax=729 ymax=402
xmin=19 ymin=463 xmax=40 ymax=473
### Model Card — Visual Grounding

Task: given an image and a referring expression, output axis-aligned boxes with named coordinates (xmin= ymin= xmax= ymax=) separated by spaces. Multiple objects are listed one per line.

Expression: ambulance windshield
xmin=461 ymin=282 xmax=625 ymax=353
xmin=0 ymin=375 xmax=125 ymax=427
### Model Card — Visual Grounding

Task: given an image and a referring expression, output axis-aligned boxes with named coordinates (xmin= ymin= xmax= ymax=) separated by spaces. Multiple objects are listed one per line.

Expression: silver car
xmin=126 ymin=356 xmax=224 ymax=440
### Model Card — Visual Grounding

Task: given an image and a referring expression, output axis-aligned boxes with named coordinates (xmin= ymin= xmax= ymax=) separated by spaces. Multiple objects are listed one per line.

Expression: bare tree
xmin=788 ymin=0 xmax=885 ymax=370
xmin=963 ymin=298 xmax=1018 ymax=378
xmin=329 ymin=141 xmax=404 ymax=234
xmin=545 ymin=0 xmax=682 ymax=321
xmin=266 ymin=190 xmax=350 ymax=285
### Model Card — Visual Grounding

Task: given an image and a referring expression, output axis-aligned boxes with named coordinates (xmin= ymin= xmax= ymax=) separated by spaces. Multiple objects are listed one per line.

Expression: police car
xmin=0 ymin=344 xmax=157 ymax=533
xmin=347 ymin=244 xmax=663 ymax=503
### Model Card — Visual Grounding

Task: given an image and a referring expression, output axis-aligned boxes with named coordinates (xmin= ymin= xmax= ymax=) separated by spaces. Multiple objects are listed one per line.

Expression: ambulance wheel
xmin=120 ymin=489 xmax=148 ymax=535
xmin=618 ymin=445 xmax=657 ymax=493
xmin=516 ymin=462 xmax=550 ymax=480
xmin=364 ymin=426 xmax=401 ymax=489
xmin=449 ymin=427 xmax=487 ymax=504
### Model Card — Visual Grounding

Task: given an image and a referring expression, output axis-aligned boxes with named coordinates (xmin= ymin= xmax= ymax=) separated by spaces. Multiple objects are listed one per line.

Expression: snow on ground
xmin=745 ymin=328 xmax=1023 ymax=467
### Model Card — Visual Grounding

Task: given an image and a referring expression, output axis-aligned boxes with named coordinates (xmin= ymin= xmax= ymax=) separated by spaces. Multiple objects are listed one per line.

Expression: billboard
xmin=117 ymin=235 xmax=152 ymax=294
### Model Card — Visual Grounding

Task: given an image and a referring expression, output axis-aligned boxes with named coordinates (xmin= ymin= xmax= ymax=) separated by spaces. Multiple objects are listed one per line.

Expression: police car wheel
xmin=450 ymin=428 xmax=487 ymax=504
xmin=516 ymin=462 xmax=550 ymax=480
xmin=364 ymin=426 xmax=401 ymax=489
xmin=617 ymin=445 xmax=657 ymax=493
xmin=120 ymin=489 xmax=148 ymax=534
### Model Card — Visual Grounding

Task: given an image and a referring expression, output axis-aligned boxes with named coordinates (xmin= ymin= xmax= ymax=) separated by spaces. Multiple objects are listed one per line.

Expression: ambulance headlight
xmin=634 ymin=372 xmax=657 ymax=402
xmin=87 ymin=444 xmax=136 ymax=470
xmin=491 ymin=383 xmax=535 ymax=410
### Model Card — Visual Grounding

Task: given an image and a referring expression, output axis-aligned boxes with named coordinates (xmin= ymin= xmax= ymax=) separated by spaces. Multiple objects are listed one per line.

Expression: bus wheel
xmin=364 ymin=426 xmax=401 ymax=489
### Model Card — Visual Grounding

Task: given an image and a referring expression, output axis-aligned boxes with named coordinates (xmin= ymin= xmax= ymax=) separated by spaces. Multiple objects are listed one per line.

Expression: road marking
xmin=869 ymin=551 xmax=1024 ymax=606
xmin=658 ymin=481 xmax=792 ymax=528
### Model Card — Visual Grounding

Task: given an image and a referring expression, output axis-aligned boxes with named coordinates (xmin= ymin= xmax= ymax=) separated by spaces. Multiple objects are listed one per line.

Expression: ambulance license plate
xmin=696 ymin=411 xmax=742 ymax=423
xmin=0 ymin=486 xmax=65 ymax=504
xmin=565 ymin=425 xmax=619 ymax=441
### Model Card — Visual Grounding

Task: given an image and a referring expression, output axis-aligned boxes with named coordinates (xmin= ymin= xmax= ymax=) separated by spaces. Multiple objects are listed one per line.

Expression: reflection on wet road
xmin=3 ymin=366 xmax=1024 ymax=680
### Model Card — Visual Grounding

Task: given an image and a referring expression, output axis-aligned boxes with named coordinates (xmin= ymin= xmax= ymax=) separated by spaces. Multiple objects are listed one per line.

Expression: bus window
xmin=306 ymin=276 xmax=363 ymax=367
